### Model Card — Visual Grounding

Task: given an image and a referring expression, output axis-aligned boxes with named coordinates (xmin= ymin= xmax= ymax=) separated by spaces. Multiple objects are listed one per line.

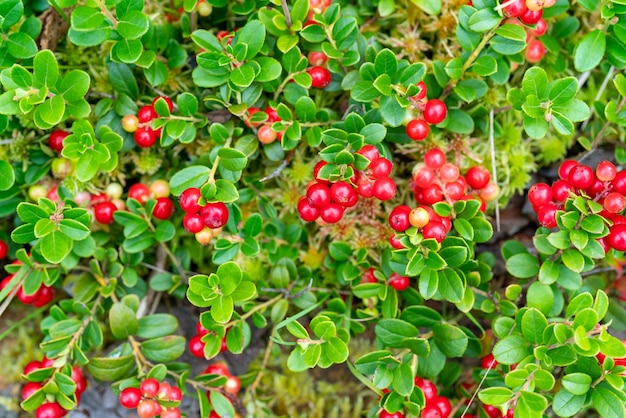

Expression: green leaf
xmin=478 ymin=387 xmax=513 ymax=406
xmin=506 ymin=253 xmax=539 ymax=278
xmin=521 ymin=308 xmax=547 ymax=344
xmin=591 ymin=386 xmax=626 ymax=418
xmin=527 ymin=282 xmax=555 ymax=316
xmin=438 ymin=268 xmax=464 ymax=303
xmin=375 ymin=319 xmax=419 ymax=348
xmin=493 ymin=335 xmax=530 ymax=365
xmin=117 ymin=10 xmax=149 ymax=39
xmin=33 ymin=50 xmax=59 ymax=87
xmin=7 ymin=32 xmax=37 ymax=59
xmin=140 ymin=336 xmax=186 ymax=363
xmin=40 ymin=231 xmax=72 ymax=264
xmin=34 ymin=96 xmax=65 ymax=128
xmin=218 ymin=148 xmax=248 ymax=171
xmin=553 ymin=389 xmax=586 ymax=418
xmin=211 ymin=295 xmax=234 ymax=323
xmin=561 ymin=373 xmax=592 ymax=396
xmin=324 ymin=337 xmax=349 ymax=364
xmin=170 ymin=165 xmax=210 ymax=196
xmin=374 ymin=49 xmax=398 ymax=77
xmin=112 ymin=38 xmax=143 ymax=63
xmin=409 ymin=0 xmax=442 ymax=15
xmin=87 ymin=355 xmax=135 ymax=381
xmin=392 ymin=363 xmax=414 ymax=396
xmin=59 ymin=219 xmax=90 ymax=241
xmin=549 ymin=77 xmax=578 ymax=104
xmin=154 ymin=221 xmax=176 ymax=242
xmin=433 ymin=324 xmax=468 ymax=357
xmin=58 ymin=70 xmax=90 ymax=102
xmin=109 ymin=302 xmax=138 ymax=339
xmin=233 ymin=20 xmax=265 ymax=60
xmin=468 ymin=9 xmax=501 ymax=32
xmin=574 ymin=30 xmax=606 ymax=72
xmin=0 ymin=160 xmax=14 ymax=191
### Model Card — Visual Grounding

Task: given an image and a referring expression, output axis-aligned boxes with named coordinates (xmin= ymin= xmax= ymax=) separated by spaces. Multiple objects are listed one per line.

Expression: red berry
xmin=439 ymin=163 xmax=460 ymax=183
xmin=388 ymin=273 xmax=410 ymax=291
xmin=558 ymin=160 xmax=579 ymax=180
xmin=258 ymin=125 xmax=278 ymax=144
xmin=373 ymin=177 xmax=397 ymax=201
xmin=204 ymin=362 xmax=230 ymax=376
xmin=320 ymin=203 xmax=344 ymax=223
xmin=389 ymin=205 xmax=412 ymax=232
xmin=134 ymin=127 xmax=158 ymax=148
xmin=357 ymin=145 xmax=380 ymax=164
xmin=483 ymin=404 xmax=502 ymax=418
xmin=308 ymin=51 xmax=328 ymax=66
xmin=33 ymin=285 xmax=54 ymax=307
xmin=138 ymin=105 xmax=158 ymax=123
xmin=200 ymin=202 xmax=229 ymax=228
xmin=481 ymin=353 xmax=498 ymax=369
xmin=48 ymin=130 xmax=69 ymax=153
xmin=23 ymin=360 xmax=42 ymax=375
xmin=152 ymin=96 xmax=174 ymax=112
xmin=445 ymin=180 xmax=466 ymax=200
xmin=94 ymin=201 xmax=117 ymax=224
xmin=608 ymin=224 xmax=626 ymax=251
xmin=466 ymin=166 xmax=490 ymax=190
xmin=307 ymin=183 xmax=331 ymax=208
xmin=313 ymin=161 xmax=329 ymax=183
xmin=413 ymin=81 xmax=427 ymax=101
xmin=137 ymin=399 xmax=161 ymax=418
xmin=129 ymin=183 xmax=151 ymax=204
xmin=0 ymin=239 xmax=7 ymax=259
xmin=330 ymin=181 xmax=358 ymax=207
xmin=161 ymin=408 xmax=182 ymax=418
xmin=528 ymin=183 xmax=553 ymax=208
xmin=369 ymin=158 xmax=393 ymax=178
xmin=409 ymin=207 xmax=430 ymax=228
xmin=537 ymin=204 xmax=558 ymax=228
xmin=179 ymin=188 xmax=202 ymax=213
xmin=424 ymin=148 xmax=446 ymax=169
xmin=597 ymin=161 xmax=617 ymax=182
xmin=183 ymin=213 xmax=204 ymax=233
xmin=298 ymin=197 xmax=320 ymax=222
xmin=72 ymin=366 xmax=87 ymax=394
xmin=414 ymin=166 xmax=436 ymax=188
xmin=406 ymin=119 xmax=430 ymax=141
xmin=414 ymin=377 xmax=438 ymax=401
xmin=568 ymin=164 xmax=595 ymax=190
xmin=390 ymin=234 xmax=404 ymax=249
xmin=153 ymin=197 xmax=174 ymax=220
xmin=308 ymin=66 xmax=332 ymax=88
xmin=422 ymin=184 xmax=444 ymax=205
xmin=531 ymin=18 xmax=547 ymax=36
xmin=140 ymin=378 xmax=160 ymax=398
xmin=189 ymin=335 xmax=206 ymax=358
xmin=433 ymin=396 xmax=451 ymax=418
xmin=379 ymin=410 xmax=405 ymax=418
xmin=361 ymin=268 xmax=377 ymax=284
xmin=17 ymin=286 xmax=40 ymax=304
xmin=356 ymin=177 xmax=375 ymax=198
xmin=525 ymin=38 xmax=546 ymax=63
xmin=503 ymin=0 xmax=528 ymax=17
xmin=224 ymin=375 xmax=241 ymax=395
xmin=421 ymin=404 xmax=442 ymax=418
xmin=520 ymin=8 xmax=542 ymax=24
xmin=422 ymin=222 xmax=447 ymax=242
xmin=169 ymin=386 xmax=183 ymax=402
xmin=604 ymin=192 xmax=626 ymax=214
xmin=423 ymin=99 xmax=448 ymax=125
xmin=22 ymin=382 xmax=42 ymax=400
xmin=120 ymin=387 xmax=142 ymax=409
xmin=35 ymin=402 xmax=66 ymax=418
xmin=552 ymin=179 xmax=574 ymax=202
xmin=41 ymin=357 xmax=55 ymax=368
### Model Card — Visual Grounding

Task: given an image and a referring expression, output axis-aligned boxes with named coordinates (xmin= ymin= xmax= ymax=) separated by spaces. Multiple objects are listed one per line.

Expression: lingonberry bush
xmin=1 ymin=0 xmax=626 ymax=417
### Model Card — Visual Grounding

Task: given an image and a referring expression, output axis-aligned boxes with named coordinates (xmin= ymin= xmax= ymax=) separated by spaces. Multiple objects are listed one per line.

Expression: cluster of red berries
xmin=1 ymin=261 xmax=54 ymax=307
xmin=502 ymin=0 xmax=556 ymax=63
xmin=307 ymin=50 xmax=332 ymax=89
xmin=0 ymin=238 xmax=7 ymax=260
xmin=22 ymin=358 xmax=87 ymax=418
xmin=189 ymin=322 xmax=228 ymax=358
xmin=528 ymin=160 xmax=626 ymax=251
xmin=388 ymin=148 xmax=497 ymax=244
xmin=361 ymin=268 xmax=410 ymax=291
xmin=379 ymin=377 xmax=451 ymax=418
xmin=245 ymin=106 xmax=284 ymax=145
xmin=122 ymin=96 xmax=173 ymax=148
xmin=297 ymin=145 xmax=397 ymax=223
xmin=119 ymin=378 xmax=182 ymax=418
xmin=179 ymin=187 xmax=228 ymax=245
xmin=304 ymin=0 xmax=332 ymax=25
xmin=406 ymin=83 xmax=448 ymax=141
xmin=91 ymin=180 xmax=174 ymax=225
